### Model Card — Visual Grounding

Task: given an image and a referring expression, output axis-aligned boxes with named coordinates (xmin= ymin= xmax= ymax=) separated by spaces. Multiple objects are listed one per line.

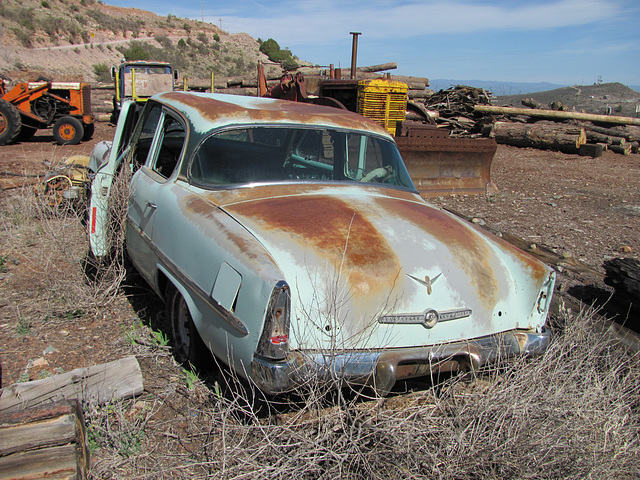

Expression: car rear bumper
xmin=251 ymin=328 xmax=551 ymax=395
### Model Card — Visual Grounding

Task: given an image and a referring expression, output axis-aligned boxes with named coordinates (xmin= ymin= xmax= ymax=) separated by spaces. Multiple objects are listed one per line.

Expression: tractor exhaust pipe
xmin=350 ymin=32 xmax=361 ymax=79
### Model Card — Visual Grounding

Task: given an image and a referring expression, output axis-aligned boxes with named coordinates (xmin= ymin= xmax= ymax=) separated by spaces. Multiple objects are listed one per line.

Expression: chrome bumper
xmin=251 ymin=328 xmax=551 ymax=395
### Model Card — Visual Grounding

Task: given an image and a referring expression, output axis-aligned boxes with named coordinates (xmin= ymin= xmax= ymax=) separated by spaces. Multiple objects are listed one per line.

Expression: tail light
xmin=257 ymin=281 xmax=291 ymax=360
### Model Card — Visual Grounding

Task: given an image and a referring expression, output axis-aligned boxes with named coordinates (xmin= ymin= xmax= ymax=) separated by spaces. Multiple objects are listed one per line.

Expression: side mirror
xmin=174 ymin=69 xmax=179 ymax=81
xmin=110 ymin=66 xmax=116 ymax=79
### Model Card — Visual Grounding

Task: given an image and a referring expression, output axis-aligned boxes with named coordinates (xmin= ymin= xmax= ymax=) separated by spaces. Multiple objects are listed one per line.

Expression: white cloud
xmin=209 ymin=0 xmax=621 ymax=44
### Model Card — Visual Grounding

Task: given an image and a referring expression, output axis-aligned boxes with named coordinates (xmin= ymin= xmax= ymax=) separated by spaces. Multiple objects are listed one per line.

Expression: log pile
xmin=403 ymin=85 xmax=640 ymax=156
xmin=472 ymin=103 xmax=640 ymax=156
xmin=412 ymin=85 xmax=493 ymax=135
xmin=0 ymin=401 xmax=90 ymax=479
xmin=0 ymin=356 xmax=144 ymax=478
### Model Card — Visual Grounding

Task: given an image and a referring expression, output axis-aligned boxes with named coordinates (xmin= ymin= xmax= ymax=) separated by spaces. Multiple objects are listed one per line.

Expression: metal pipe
xmin=349 ymin=32 xmax=361 ymax=79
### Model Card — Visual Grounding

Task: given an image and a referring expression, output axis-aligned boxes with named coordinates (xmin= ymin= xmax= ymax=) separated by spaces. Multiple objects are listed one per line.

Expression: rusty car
xmin=88 ymin=92 xmax=555 ymax=395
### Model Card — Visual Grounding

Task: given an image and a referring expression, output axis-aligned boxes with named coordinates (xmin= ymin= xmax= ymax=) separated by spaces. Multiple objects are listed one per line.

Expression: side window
xmin=130 ymin=105 xmax=162 ymax=169
xmin=151 ymin=115 xmax=186 ymax=179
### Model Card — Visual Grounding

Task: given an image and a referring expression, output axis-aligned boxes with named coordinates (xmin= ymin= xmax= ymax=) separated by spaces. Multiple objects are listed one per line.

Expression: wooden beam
xmin=474 ymin=105 xmax=640 ymax=126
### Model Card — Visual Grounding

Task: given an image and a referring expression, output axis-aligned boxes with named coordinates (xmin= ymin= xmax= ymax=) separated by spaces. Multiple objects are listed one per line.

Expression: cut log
xmin=355 ymin=62 xmax=397 ymax=73
xmin=491 ymin=122 xmax=587 ymax=153
xmin=583 ymin=124 xmax=640 ymax=142
xmin=0 ymin=356 xmax=143 ymax=414
xmin=475 ymin=105 xmax=640 ymax=126
xmin=407 ymin=90 xmax=429 ymax=99
xmin=579 ymin=143 xmax=604 ymax=157
xmin=609 ymin=144 xmax=632 ymax=155
xmin=586 ymin=131 xmax=626 ymax=145
xmin=0 ymin=400 xmax=89 ymax=479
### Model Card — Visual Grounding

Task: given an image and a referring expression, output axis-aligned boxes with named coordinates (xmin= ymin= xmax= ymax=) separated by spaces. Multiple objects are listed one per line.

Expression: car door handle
xmin=145 ymin=201 xmax=157 ymax=210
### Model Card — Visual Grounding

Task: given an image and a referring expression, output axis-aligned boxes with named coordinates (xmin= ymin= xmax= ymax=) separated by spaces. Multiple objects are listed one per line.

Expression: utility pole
xmin=201 ymin=1 xmax=204 ymax=23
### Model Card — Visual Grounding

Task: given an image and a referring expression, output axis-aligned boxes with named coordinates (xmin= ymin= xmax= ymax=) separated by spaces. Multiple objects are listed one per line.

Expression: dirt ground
xmin=0 ymin=123 xmax=639 ymax=477
xmin=1 ymin=122 xmax=639 ymax=388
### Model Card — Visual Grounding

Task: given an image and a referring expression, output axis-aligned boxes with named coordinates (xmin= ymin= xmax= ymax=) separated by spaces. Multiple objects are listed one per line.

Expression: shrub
xmin=93 ymin=63 xmax=111 ymax=82
xmin=41 ymin=0 xmax=50 ymax=8
xmin=259 ymin=37 xmax=299 ymax=70
xmin=117 ymin=41 xmax=151 ymax=61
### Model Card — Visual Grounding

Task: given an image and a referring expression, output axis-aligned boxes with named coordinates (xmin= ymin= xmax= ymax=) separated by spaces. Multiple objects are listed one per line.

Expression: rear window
xmin=188 ymin=126 xmax=415 ymax=189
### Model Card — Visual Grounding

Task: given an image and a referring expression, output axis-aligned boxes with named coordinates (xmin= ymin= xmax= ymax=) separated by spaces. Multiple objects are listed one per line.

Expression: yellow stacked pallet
xmin=357 ymin=79 xmax=408 ymax=136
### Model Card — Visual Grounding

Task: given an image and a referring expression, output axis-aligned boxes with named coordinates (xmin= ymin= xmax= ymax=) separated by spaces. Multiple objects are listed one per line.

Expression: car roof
xmin=152 ymin=91 xmax=394 ymax=138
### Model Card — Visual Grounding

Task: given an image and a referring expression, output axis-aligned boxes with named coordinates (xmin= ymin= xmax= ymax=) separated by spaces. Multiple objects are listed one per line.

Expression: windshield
xmin=188 ymin=126 xmax=415 ymax=190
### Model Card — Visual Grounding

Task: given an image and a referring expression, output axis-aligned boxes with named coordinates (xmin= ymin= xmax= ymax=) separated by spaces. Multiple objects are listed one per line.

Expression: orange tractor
xmin=0 ymin=75 xmax=94 ymax=146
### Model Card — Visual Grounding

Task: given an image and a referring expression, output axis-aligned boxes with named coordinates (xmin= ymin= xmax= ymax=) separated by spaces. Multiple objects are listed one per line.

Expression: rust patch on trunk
xmin=226 ymin=195 xmax=401 ymax=294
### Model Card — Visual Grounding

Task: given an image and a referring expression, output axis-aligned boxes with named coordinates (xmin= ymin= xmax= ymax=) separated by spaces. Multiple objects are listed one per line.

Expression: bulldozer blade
xmin=395 ymin=124 xmax=497 ymax=197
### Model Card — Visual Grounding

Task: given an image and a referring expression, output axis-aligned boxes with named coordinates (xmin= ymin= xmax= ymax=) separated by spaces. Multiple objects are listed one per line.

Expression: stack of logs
xmin=407 ymin=86 xmax=640 ymax=156
xmin=474 ymin=103 xmax=640 ymax=156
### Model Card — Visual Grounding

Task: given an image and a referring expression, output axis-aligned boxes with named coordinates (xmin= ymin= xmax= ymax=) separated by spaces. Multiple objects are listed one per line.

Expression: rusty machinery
xmin=257 ymin=37 xmax=497 ymax=197
xmin=0 ymin=75 xmax=94 ymax=146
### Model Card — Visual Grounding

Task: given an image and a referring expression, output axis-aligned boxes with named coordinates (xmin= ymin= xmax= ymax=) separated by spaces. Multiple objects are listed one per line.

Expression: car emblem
xmin=379 ymin=308 xmax=472 ymax=329
xmin=408 ymin=272 xmax=442 ymax=295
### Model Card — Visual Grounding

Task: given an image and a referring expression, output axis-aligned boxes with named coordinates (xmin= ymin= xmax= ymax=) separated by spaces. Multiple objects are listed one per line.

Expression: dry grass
xmin=1 ymin=184 xmax=639 ymax=479
xmin=82 ymin=304 xmax=640 ymax=479
xmin=0 ymin=171 xmax=127 ymax=324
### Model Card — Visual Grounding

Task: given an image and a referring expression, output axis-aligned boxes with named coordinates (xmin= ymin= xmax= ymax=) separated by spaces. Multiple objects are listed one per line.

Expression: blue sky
xmin=105 ymin=0 xmax=639 ymax=86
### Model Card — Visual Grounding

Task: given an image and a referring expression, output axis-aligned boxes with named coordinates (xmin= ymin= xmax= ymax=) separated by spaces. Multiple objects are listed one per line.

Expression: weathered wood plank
xmin=0 ymin=356 xmax=143 ymax=413
xmin=0 ymin=444 xmax=79 ymax=480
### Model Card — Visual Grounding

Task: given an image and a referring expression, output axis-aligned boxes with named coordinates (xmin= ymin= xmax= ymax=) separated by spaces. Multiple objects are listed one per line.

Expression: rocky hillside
xmin=0 ymin=0 xmax=283 ymax=83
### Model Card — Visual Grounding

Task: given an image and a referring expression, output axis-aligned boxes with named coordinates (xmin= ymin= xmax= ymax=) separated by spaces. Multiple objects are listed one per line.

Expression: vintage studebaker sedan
xmin=88 ymin=92 xmax=555 ymax=395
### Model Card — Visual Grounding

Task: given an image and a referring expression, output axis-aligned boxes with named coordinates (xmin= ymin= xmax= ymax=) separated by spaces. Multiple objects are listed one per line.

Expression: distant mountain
xmin=429 ymin=79 xmax=567 ymax=95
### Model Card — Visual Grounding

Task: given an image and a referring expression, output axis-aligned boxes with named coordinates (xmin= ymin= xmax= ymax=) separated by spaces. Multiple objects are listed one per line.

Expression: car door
xmin=89 ymin=100 xmax=141 ymax=258
xmin=126 ymin=104 xmax=186 ymax=285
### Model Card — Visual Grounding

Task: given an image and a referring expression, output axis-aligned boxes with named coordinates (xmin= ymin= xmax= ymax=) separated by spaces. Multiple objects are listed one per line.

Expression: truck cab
xmin=112 ymin=61 xmax=178 ymax=118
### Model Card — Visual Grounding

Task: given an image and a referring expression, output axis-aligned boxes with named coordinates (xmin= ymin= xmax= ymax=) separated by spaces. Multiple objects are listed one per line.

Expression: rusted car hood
xmin=210 ymin=184 xmax=553 ymax=350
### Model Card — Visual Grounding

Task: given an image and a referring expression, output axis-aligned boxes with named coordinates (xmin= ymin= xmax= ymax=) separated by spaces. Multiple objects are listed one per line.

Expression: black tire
xmin=165 ymin=283 xmax=206 ymax=366
xmin=82 ymin=122 xmax=95 ymax=141
xmin=0 ymin=99 xmax=21 ymax=146
xmin=16 ymin=125 xmax=37 ymax=143
xmin=53 ymin=116 xmax=84 ymax=145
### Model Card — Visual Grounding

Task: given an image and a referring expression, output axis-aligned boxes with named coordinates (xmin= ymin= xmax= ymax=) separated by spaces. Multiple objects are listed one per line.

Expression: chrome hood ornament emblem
xmin=408 ymin=272 xmax=442 ymax=295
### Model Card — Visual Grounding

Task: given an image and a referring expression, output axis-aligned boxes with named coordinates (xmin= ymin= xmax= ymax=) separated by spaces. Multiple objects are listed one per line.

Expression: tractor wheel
xmin=53 ymin=116 xmax=84 ymax=145
xmin=82 ymin=122 xmax=95 ymax=141
xmin=16 ymin=125 xmax=37 ymax=143
xmin=0 ymin=99 xmax=21 ymax=146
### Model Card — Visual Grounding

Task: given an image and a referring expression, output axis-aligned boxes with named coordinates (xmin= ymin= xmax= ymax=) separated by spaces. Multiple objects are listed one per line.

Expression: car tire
xmin=53 ymin=116 xmax=84 ymax=145
xmin=165 ymin=283 xmax=205 ymax=366
xmin=0 ymin=99 xmax=21 ymax=146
